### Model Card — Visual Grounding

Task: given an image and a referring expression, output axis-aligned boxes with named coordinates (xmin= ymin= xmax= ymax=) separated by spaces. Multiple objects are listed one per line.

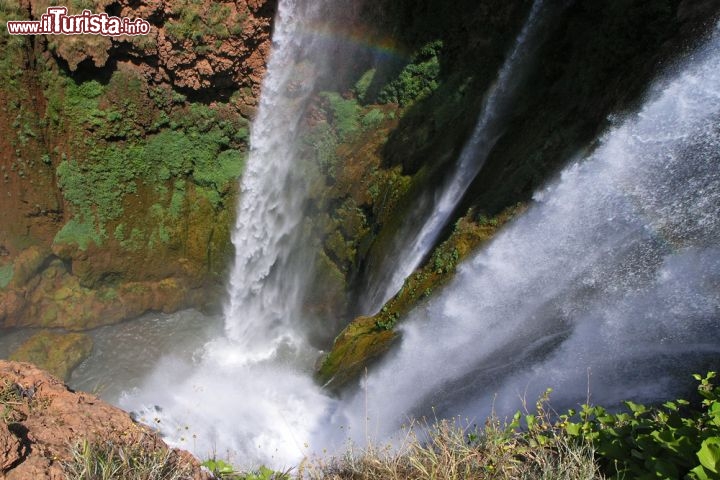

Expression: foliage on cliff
xmin=0 ymin=0 xmax=269 ymax=330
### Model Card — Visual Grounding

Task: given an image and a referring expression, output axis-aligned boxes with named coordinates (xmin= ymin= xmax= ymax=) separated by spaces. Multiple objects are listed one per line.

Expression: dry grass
xmin=298 ymin=414 xmax=603 ymax=480
xmin=64 ymin=438 xmax=195 ymax=480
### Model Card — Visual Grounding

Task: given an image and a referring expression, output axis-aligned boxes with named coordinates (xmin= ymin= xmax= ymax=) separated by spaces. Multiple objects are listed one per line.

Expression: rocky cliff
xmin=0 ymin=0 xmax=275 ymax=330
xmin=0 ymin=360 xmax=209 ymax=479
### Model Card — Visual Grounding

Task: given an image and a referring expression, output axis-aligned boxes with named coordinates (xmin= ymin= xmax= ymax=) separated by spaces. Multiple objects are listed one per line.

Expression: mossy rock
xmin=10 ymin=331 xmax=93 ymax=381
xmin=318 ymin=204 xmax=525 ymax=389
xmin=317 ymin=316 xmax=397 ymax=389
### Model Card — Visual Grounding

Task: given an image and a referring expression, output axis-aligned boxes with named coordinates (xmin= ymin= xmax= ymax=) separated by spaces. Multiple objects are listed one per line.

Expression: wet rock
xmin=9 ymin=331 xmax=93 ymax=381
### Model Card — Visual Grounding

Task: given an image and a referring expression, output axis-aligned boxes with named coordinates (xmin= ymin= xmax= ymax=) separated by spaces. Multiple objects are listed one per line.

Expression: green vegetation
xmin=318 ymin=92 xmax=362 ymax=140
xmin=318 ymin=204 xmax=525 ymax=387
xmin=44 ymin=67 xmax=249 ymax=252
xmin=64 ymin=438 xmax=194 ymax=480
xmin=9 ymin=331 xmax=93 ymax=381
xmin=378 ymin=41 xmax=443 ymax=107
xmin=202 ymin=459 xmax=290 ymax=480
xmin=0 ymin=378 xmax=46 ymax=423
xmin=53 ymin=218 xmax=104 ymax=251
xmin=0 ymin=262 xmax=13 ymax=289
xmin=165 ymin=0 xmax=247 ymax=43
xmin=564 ymin=372 xmax=720 ymax=479
xmin=302 ymin=373 xmax=720 ymax=480
xmin=301 ymin=398 xmax=600 ymax=479
xmin=354 ymin=69 xmax=376 ymax=103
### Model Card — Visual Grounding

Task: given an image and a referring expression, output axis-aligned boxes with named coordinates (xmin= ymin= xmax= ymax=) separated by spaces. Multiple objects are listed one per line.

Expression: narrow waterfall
xmin=223 ymin=0 xmax=320 ymax=356
xmin=360 ymin=0 xmax=550 ymax=313
xmin=332 ymin=24 xmax=720 ymax=442
xmin=120 ymin=0 xmax=354 ymax=467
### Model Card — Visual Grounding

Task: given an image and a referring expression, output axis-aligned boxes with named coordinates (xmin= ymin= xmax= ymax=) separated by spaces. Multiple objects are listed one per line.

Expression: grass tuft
xmin=64 ymin=438 xmax=194 ymax=480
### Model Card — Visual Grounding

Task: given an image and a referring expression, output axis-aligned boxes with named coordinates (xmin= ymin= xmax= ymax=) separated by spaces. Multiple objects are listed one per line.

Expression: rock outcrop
xmin=0 ymin=0 xmax=275 ymax=330
xmin=0 ymin=360 xmax=210 ymax=479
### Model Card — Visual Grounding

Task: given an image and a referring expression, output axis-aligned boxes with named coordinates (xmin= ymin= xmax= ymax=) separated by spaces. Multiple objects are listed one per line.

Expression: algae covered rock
xmin=9 ymin=331 xmax=93 ymax=381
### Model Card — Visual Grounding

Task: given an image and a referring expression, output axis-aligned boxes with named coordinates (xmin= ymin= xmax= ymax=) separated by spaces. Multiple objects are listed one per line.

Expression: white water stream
xmin=359 ymin=0 xmax=551 ymax=313
xmin=120 ymin=0 xmax=341 ymax=467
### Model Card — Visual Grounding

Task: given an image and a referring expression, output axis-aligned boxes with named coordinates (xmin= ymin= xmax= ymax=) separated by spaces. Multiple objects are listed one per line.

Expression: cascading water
xmin=330 ymin=24 xmax=720 ymax=443
xmin=120 ymin=0 xmax=357 ymax=467
xmin=359 ymin=0 xmax=552 ymax=313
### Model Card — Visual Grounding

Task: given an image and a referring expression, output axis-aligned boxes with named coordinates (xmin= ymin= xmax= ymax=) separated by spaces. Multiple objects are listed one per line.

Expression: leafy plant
xmin=201 ymin=459 xmax=290 ymax=480
xmin=378 ymin=40 xmax=443 ymax=107
xmin=563 ymin=372 xmax=720 ymax=479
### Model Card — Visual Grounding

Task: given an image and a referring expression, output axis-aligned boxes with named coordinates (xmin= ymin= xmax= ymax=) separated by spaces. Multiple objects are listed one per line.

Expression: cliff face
xmin=0 ymin=0 xmax=275 ymax=330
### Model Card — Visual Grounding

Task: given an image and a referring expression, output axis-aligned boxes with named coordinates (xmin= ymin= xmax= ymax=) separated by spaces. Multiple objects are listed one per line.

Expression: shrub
xmin=201 ymin=458 xmax=291 ymax=480
xmin=564 ymin=372 xmax=720 ymax=479
xmin=378 ymin=40 xmax=443 ymax=107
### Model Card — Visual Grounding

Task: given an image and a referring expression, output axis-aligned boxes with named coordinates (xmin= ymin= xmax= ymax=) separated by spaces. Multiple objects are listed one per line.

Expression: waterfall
xmin=223 ymin=0 xmax=319 ymax=357
xmin=119 ymin=0 xmax=355 ymax=467
xmin=360 ymin=0 xmax=551 ymax=313
xmin=331 ymin=24 xmax=720 ymax=443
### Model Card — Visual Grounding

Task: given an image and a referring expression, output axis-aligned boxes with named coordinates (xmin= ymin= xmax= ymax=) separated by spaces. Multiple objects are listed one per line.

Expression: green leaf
xmin=698 ymin=438 xmax=720 ymax=474
xmin=565 ymin=422 xmax=582 ymax=436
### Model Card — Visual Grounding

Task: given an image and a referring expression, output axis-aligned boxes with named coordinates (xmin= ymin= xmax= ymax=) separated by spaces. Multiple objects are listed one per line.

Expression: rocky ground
xmin=0 ymin=360 xmax=209 ymax=479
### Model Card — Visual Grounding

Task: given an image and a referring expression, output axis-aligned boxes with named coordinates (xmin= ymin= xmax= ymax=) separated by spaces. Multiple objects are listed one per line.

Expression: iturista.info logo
xmin=6 ymin=6 xmax=150 ymax=36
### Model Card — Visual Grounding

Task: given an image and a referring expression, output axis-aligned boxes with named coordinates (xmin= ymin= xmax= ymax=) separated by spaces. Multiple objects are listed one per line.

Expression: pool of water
xmin=0 ymin=309 xmax=223 ymax=404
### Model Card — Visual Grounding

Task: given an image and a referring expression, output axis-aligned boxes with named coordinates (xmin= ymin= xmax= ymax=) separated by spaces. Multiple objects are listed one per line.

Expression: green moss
xmin=319 ymin=92 xmax=361 ymax=140
xmin=9 ymin=331 xmax=93 ymax=381
xmin=319 ymin=204 xmax=525 ymax=388
xmin=54 ymin=218 xmax=103 ymax=251
xmin=193 ymin=149 xmax=245 ymax=189
xmin=49 ymin=69 xmax=248 ymax=247
xmin=0 ymin=263 xmax=14 ymax=289
xmin=113 ymin=223 xmax=126 ymax=241
xmin=158 ymin=225 xmax=171 ymax=244
xmin=165 ymin=0 xmax=239 ymax=44
xmin=354 ymin=68 xmax=377 ymax=103
xmin=56 ymin=152 xmax=137 ymax=223
xmin=120 ymin=228 xmax=144 ymax=252
xmin=169 ymin=180 xmax=186 ymax=218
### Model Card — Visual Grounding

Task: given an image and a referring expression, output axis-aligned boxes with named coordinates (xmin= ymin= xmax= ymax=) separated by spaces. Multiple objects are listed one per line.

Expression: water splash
xmin=333 ymin=24 xmax=720 ymax=443
xmin=119 ymin=0 xmax=347 ymax=467
xmin=360 ymin=0 xmax=550 ymax=313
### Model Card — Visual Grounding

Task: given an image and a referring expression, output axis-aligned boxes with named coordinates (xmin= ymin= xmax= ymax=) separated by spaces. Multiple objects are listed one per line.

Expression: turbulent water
xmin=116 ymin=2 xmax=720 ymax=471
xmin=359 ymin=0 xmax=551 ymax=313
xmin=328 ymin=24 xmax=720 ymax=443
xmin=120 ymin=0 xmax=344 ymax=466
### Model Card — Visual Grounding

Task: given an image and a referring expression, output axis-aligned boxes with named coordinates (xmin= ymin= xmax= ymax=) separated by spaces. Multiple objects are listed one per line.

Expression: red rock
xmin=0 ymin=361 xmax=211 ymax=479
xmin=0 ymin=422 xmax=22 ymax=472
